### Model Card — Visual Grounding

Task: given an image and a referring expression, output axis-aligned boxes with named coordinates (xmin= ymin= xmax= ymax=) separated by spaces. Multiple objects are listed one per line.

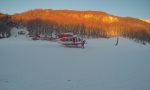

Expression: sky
xmin=0 ymin=0 xmax=150 ymax=19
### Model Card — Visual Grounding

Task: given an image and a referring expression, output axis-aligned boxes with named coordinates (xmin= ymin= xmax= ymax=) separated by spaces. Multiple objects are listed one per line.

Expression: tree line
xmin=0 ymin=10 xmax=150 ymax=44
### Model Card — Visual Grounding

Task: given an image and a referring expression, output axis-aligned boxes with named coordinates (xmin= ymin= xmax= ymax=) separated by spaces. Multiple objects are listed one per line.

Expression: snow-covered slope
xmin=0 ymin=37 xmax=150 ymax=90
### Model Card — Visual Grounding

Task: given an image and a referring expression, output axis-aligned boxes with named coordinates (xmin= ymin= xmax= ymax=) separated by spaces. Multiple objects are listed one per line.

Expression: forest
xmin=0 ymin=9 xmax=150 ymax=43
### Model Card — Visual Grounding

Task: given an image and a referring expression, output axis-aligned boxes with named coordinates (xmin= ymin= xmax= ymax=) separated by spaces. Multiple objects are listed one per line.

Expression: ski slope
xmin=0 ymin=37 xmax=150 ymax=90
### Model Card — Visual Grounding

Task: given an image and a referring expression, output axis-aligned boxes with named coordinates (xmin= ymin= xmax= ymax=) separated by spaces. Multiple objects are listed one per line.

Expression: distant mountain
xmin=0 ymin=13 xmax=4 ymax=17
xmin=0 ymin=9 xmax=150 ymax=43
xmin=141 ymin=19 xmax=150 ymax=23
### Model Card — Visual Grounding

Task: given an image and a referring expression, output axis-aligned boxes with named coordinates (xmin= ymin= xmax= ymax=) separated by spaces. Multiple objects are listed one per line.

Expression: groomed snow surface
xmin=0 ymin=36 xmax=150 ymax=90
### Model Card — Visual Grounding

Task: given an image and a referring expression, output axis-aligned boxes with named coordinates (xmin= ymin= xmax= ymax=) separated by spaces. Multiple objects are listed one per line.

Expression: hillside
xmin=0 ymin=9 xmax=150 ymax=42
xmin=141 ymin=19 xmax=150 ymax=23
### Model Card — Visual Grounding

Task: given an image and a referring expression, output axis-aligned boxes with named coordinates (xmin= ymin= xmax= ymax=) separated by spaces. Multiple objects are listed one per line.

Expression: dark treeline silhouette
xmin=0 ymin=9 xmax=150 ymax=44
xmin=0 ymin=15 xmax=12 ymax=38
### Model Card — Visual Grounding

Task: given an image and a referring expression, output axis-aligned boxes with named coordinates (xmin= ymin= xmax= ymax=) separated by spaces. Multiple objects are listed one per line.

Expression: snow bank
xmin=10 ymin=27 xmax=29 ymax=37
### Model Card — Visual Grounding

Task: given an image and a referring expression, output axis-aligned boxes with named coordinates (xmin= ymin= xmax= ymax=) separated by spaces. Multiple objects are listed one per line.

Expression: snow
xmin=0 ymin=36 xmax=150 ymax=90
xmin=10 ymin=27 xmax=29 ymax=37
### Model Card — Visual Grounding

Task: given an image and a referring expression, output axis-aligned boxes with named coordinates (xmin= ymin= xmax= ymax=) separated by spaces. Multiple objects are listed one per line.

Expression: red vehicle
xmin=57 ymin=33 xmax=86 ymax=48
xmin=32 ymin=33 xmax=40 ymax=40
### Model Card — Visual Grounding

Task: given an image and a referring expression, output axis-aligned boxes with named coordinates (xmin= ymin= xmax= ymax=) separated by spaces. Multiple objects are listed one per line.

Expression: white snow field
xmin=0 ymin=36 xmax=150 ymax=90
